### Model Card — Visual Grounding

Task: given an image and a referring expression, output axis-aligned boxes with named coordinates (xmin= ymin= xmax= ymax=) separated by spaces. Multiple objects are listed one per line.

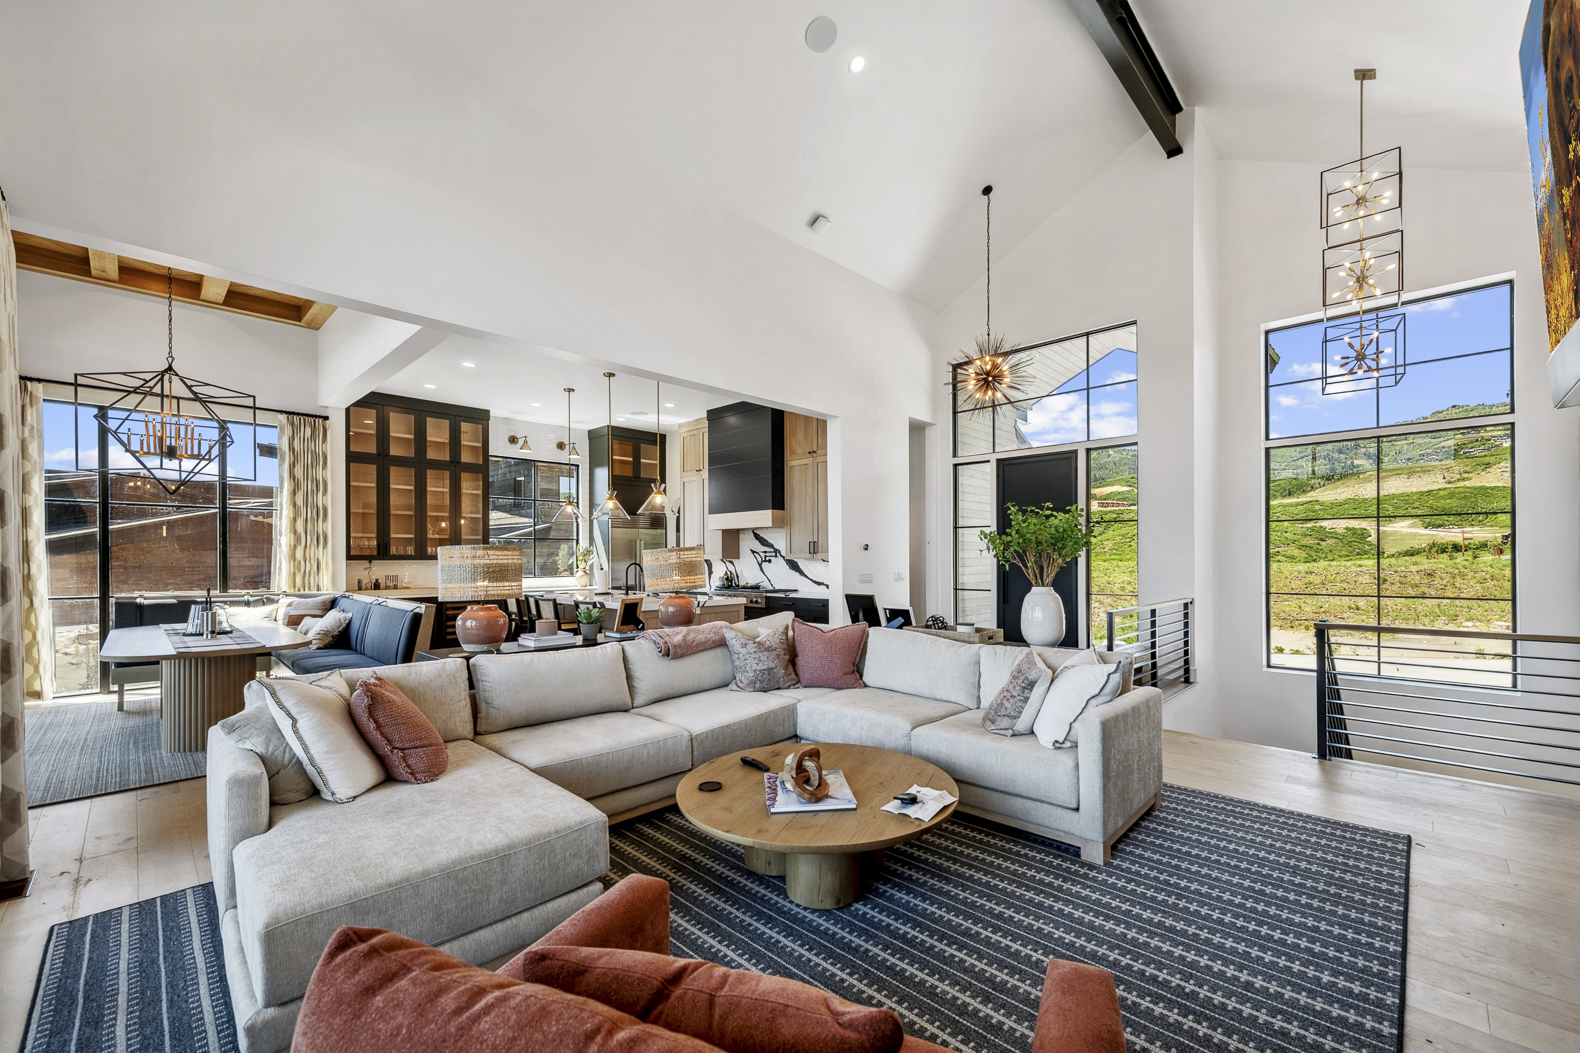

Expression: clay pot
xmin=456 ymin=604 xmax=509 ymax=652
xmin=657 ymin=594 xmax=696 ymax=627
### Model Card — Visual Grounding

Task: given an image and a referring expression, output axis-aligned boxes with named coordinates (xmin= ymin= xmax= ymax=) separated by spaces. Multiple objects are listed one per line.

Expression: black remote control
xmin=740 ymin=756 xmax=770 ymax=772
xmin=893 ymin=793 xmax=920 ymax=804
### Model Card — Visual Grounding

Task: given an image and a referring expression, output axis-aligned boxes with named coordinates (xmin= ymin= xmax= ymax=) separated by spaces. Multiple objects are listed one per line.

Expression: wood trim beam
xmin=1067 ymin=0 xmax=1183 ymax=159
xmin=199 ymin=275 xmax=231 ymax=304
xmin=11 ymin=231 xmax=336 ymax=330
xmin=87 ymin=248 xmax=119 ymax=282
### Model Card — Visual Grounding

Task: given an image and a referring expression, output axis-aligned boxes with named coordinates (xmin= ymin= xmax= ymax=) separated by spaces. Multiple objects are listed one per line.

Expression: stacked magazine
xmin=764 ymin=770 xmax=857 ymax=814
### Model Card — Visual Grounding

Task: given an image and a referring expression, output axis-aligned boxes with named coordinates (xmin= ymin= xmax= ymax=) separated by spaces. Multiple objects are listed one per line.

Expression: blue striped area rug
xmin=608 ymin=785 xmax=1411 ymax=1053
xmin=21 ymin=884 xmax=236 ymax=1053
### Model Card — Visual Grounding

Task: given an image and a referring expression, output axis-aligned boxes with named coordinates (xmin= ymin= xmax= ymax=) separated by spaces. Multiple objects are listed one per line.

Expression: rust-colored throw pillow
xmin=295 ymin=927 xmax=724 ymax=1053
xmin=518 ymin=945 xmax=905 ymax=1053
xmin=349 ymin=674 xmax=448 ymax=783
xmin=792 ymin=618 xmax=868 ymax=690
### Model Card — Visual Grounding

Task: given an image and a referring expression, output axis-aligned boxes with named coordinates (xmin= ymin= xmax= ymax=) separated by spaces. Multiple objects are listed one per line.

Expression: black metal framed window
xmin=40 ymin=397 xmax=280 ymax=695
xmin=488 ymin=456 xmax=579 ymax=577
xmin=1263 ymin=281 xmax=1515 ymax=672
xmin=1087 ymin=444 xmax=1138 ymax=637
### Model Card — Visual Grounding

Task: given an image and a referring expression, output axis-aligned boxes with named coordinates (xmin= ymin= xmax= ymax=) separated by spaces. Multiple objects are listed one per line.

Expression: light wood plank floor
xmin=2 ymin=732 xmax=1576 ymax=1053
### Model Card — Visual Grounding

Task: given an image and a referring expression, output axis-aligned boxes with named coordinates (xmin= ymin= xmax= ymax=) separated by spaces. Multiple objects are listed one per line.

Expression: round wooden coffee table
xmin=677 ymin=742 xmax=958 ymax=910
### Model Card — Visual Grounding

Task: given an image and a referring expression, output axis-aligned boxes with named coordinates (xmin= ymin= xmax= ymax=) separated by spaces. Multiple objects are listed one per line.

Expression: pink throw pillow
xmin=349 ymin=675 xmax=448 ymax=783
xmin=792 ymin=619 xmax=867 ymax=689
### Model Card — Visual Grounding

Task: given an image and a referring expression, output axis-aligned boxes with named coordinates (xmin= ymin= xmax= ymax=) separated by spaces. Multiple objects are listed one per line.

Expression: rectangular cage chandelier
xmin=1319 ymin=69 xmax=1407 ymax=395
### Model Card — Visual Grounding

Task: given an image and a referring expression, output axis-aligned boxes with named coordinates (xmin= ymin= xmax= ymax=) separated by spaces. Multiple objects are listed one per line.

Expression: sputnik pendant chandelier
xmin=947 ymin=185 xmax=1032 ymax=408
xmin=1319 ymin=69 xmax=1407 ymax=395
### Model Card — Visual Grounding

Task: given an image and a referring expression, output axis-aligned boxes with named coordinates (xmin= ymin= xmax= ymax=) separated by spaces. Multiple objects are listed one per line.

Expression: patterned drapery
xmin=0 ymin=195 xmax=32 ymax=888
xmin=21 ymin=380 xmax=52 ymax=702
xmin=271 ymin=413 xmax=332 ymax=592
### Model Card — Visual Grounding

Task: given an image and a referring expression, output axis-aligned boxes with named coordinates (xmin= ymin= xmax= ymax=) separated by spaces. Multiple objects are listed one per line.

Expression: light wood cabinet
xmin=677 ymin=417 xmax=738 ymax=559
xmin=784 ymin=412 xmax=829 ymax=557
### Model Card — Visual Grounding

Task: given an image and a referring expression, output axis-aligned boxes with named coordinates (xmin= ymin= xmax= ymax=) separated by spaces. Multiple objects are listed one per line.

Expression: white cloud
xmin=1290 ymin=362 xmax=1322 ymax=378
xmin=1088 ymin=396 xmax=1136 ymax=439
xmin=1277 ymin=396 xmax=1300 ymax=408
xmin=1406 ymin=296 xmax=1457 ymax=313
xmin=1020 ymin=393 xmax=1085 ymax=446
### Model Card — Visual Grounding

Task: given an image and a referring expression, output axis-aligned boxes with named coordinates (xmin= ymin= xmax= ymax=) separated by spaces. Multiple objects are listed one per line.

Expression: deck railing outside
xmin=1315 ymin=621 xmax=1580 ymax=788
xmin=1104 ymin=597 xmax=1193 ymax=698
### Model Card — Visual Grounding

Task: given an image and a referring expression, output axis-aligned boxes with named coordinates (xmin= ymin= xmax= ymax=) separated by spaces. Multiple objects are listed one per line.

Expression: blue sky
xmin=43 ymin=399 xmax=279 ymax=488
xmin=1266 ymin=284 xmax=1512 ymax=439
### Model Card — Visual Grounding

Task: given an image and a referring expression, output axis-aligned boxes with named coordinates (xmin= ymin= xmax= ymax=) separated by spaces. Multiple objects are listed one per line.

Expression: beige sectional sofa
xmin=208 ymin=622 xmax=1161 ymax=1053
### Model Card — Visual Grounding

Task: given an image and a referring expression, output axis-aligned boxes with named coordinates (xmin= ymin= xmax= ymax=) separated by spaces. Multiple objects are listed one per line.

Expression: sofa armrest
xmin=495 ymin=875 xmax=670 ymax=980
xmin=1075 ymin=686 xmax=1163 ymax=844
xmin=1031 ymin=959 xmax=1126 ymax=1053
xmin=206 ymin=727 xmax=271 ymax=914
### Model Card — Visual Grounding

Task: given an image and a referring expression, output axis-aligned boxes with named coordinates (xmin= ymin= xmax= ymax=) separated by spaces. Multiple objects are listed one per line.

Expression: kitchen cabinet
xmin=784 ymin=412 xmax=829 ymax=557
xmin=677 ymin=417 xmax=738 ymax=559
xmin=345 ymin=395 xmax=489 ymax=559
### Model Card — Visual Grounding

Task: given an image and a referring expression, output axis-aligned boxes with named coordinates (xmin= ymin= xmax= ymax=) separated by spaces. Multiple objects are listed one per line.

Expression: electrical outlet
xmin=857 ymin=573 xmax=874 ymax=584
xmin=893 ymin=572 xmax=905 ymax=582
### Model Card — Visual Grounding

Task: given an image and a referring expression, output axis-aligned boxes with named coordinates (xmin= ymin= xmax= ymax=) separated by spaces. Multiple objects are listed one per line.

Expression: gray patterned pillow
xmin=725 ymin=626 xmax=801 ymax=692
xmin=981 ymin=651 xmax=1053 ymax=736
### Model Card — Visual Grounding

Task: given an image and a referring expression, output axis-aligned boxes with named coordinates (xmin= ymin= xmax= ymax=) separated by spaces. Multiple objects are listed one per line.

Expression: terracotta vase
xmin=657 ymin=594 xmax=696 ymax=627
xmin=456 ymin=604 xmax=509 ymax=652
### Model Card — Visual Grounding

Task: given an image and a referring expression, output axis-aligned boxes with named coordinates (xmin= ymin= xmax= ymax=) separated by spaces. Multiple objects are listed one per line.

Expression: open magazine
xmin=764 ymin=770 xmax=858 ymax=813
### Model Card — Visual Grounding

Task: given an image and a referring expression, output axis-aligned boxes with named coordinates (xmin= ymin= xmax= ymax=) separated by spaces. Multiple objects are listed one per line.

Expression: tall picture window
xmin=41 ymin=398 xmax=281 ymax=695
xmin=489 ymin=456 xmax=579 ymax=577
xmin=1088 ymin=444 xmax=1138 ymax=640
xmin=1263 ymin=282 xmax=1514 ymax=669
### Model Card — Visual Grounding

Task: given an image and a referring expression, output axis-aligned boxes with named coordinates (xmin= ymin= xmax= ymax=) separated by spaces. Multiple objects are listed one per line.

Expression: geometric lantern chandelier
xmin=1319 ymin=68 xmax=1407 ymax=395
xmin=75 ymin=268 xmax=256 ymax=495
xmin=948 ymin=184 xmax=1034 ymax=408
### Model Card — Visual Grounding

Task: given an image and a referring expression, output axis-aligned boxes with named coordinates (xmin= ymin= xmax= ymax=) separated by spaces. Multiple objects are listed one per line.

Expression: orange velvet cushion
xmin=516 ymin=945 xmax=905 ymax=1053
xmin=295 ymin=927 xmax=725 ymax=1053
xmin=349 ymin=674 xmax=448 ymax=783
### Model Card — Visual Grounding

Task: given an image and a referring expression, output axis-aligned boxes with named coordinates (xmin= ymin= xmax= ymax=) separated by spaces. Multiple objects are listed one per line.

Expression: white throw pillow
xmin=255 ymin=675 xmax=385 ymax=803
xmin=303 ymin=607 xmax=352 ymax=648
xmin=1032 ymin=660 xmax=1125 ymax=749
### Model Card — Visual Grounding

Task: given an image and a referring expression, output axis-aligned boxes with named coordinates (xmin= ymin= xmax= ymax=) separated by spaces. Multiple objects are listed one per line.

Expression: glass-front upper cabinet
xmin=346 ymin=398 xmax=489 ymax=559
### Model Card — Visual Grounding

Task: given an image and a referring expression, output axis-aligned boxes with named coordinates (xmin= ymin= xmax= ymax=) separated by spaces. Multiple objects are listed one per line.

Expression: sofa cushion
xmin=476 ymin=712 xmax=691 ymax=799
xmin=637 ymin=689 xmax=800 ymax=767
xmin=234 ymin=740 xmax=607 ymax=1009
xmin=1033 ymin=661 xmax=1125 ymax=749
xmin=350 ymin=675 xmax=448 ymax=783
xmin=862 ymin=628 xmax=979 ymax=708
xmin=910 ymin=709 xmax=1080 ymax=809
xmin=767 ymin=686 xmax=836 ymax=702
xmin=339 ymin=596 xmax=423 ymax=667
xmin=341 ymin=658 xmax=473 ymax=742
xmin=294 ymin=927 xmax=719 ymax=1053
xmin=723 ymin=626 xmax=799 ymax=692
xmin=728 ymin=610 xmax=796 ymax=653
xmin=794 ymin=689 xmax=968 ymax=753
xmin=275 ymin=648 xmax=383 ymax=675
xmin=622 ymin=639 xmax=735 ymax=707
xmin=516 ymin=945 xmax=905 ymax=1053
xmin=981 ymin=650 xmax=1053 ymax=737
xmin=256 ymin=675 xmax=385 ymax=804
xmin=1021 ymin=647 xmax=1134 ymax=696
xmin=218 ymin=700 xmax=316 ymax=805
xmin=472 ymin=645 xmax=632 ymax=734
xmin=793 ymin=620 xmax=867 ymax=689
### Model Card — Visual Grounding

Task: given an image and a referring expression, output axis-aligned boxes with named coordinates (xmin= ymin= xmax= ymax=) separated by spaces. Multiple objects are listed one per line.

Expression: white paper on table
xmin=880 ymin=784 xmax=958 ymax=821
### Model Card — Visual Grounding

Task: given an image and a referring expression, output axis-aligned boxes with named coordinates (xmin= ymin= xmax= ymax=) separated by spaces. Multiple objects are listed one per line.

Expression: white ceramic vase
xmin=573 ymin=569 xmax=591 ymax=588
xmin=1020 ymin=587 xmax=1065 ymax=647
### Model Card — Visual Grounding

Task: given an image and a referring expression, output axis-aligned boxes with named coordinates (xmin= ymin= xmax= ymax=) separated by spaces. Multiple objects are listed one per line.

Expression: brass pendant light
xmin=593 ymin=372 xmax=630 ymax=521
xmin=636 ymin=378 xmax=670 ymax=516
xmin=550 ymin=387 xmax=581 ymax=523
xmin=947 ymin=186 xmax=1031 ymax=407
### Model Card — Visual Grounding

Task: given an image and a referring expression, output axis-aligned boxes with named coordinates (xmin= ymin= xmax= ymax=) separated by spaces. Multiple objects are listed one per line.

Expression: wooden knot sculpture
xmin=781 ymin=747 xmax=830 ymax=803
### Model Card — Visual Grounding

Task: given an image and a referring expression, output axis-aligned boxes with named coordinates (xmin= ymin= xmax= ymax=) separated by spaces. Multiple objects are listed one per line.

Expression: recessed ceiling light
xmin=665 ymin=403 xmax=674 ymax=408
xmin=530 ymin=402 xmax=541 ymax=407
xmin=424 ymin=384 xmax=436 ymax=389
xmin=848 ymin=54 xmax=865 ymax=73
xmin=616 ymin=417 xmax=626 ymax=422
xmin=461 ymin=362 xmax=475 ymax=367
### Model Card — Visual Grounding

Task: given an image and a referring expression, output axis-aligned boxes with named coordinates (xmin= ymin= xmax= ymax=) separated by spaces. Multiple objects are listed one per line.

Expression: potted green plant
xmin=574 ymin=604 xmax=605 ymax=642
xmin=978 ymin=502 xmax=1095 ymax=646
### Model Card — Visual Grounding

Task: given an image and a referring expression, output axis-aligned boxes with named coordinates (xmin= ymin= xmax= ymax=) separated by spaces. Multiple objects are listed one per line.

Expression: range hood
xmin=707 ymin=402 xmax=785 ymax=530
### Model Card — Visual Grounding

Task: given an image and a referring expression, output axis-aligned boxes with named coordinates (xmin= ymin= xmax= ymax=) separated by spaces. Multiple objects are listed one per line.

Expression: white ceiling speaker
xmin=808 ymin=213 xmax=831 ymax=234
xmin=805 ymin=16 xmax=836 ymax=53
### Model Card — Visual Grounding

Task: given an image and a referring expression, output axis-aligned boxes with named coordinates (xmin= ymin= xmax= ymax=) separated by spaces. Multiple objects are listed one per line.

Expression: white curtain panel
xmin=272 ymin=413 xmax=333 ymax=592
xmin=20 ymin=380 xmax=52 ymax=701
xmin=0 ymin=195 xmax=32 ymax=888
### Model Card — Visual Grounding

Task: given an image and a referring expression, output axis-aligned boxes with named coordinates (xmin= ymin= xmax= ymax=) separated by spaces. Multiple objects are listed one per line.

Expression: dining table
xmin=98 ymin=621 xmax=312 ymax=752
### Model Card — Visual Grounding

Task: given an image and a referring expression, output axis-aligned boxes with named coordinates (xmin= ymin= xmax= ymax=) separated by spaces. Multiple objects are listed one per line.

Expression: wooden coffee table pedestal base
xmin=743 ymin=846 xmax=786 ymax=876
xmin=784 ymin=852 xmax=861 ymax=910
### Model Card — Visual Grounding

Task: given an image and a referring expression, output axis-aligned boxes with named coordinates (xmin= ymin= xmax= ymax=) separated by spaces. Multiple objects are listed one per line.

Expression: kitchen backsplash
xmin=711 ymin=527 xmax=829 ymax=593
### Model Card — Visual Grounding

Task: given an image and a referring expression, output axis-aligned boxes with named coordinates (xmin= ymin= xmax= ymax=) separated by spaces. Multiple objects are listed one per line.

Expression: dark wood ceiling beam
xmin=1067 ymin=0 xmax=1184 ymax=159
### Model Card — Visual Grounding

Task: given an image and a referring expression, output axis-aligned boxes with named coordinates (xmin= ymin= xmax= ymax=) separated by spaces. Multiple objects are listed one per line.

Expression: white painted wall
xmin=927 ymin=112 xmax=1576 ymax=752
xmin=14 ymin=271 xmax=320 ymax=414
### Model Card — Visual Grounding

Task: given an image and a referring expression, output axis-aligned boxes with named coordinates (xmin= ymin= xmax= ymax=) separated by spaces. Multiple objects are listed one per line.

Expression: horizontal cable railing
xmin=1105 ymin=597 xmax=1193 ymax=698
xmin=1315 ymin=621 xmax=1580 ymax=788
